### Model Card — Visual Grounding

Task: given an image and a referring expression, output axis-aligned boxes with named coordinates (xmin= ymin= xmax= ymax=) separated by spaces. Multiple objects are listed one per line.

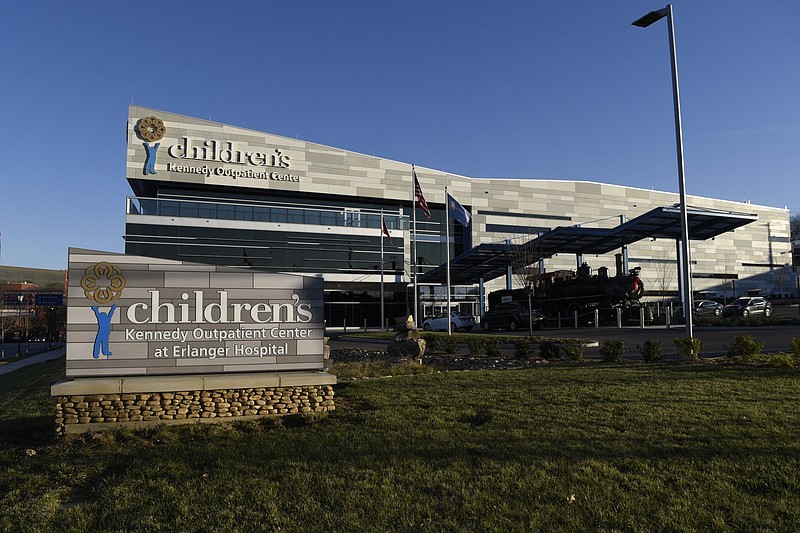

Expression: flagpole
xmin=380 ymin=210 xmax=385 ymax=332
xmin=412 ymin=165 xmax=418 ymax=323
xmin=445 ymin=185 xmax=452 ymax=335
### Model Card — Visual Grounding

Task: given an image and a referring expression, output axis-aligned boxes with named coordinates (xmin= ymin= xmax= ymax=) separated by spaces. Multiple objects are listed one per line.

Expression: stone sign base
xmin=51 ymin=371 xmax=336 ymax=435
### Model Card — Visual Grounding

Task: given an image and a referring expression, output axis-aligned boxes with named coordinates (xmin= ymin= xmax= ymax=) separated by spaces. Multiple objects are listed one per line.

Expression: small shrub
xmin=539 ymin=341 xmax=562 ymax=360
xmin=725 ymin=334 xmax=764 ymax=361
xmin=600 ymin=338 xmax=625 ymax=363
xmin=674 ymin=337 xmax=702 ymax=361
xmin=484 ymin=337 xmax=502 ymax=357
xmin=513 ymin=337 xmax=532 ymax=360
xmin=467 ymin=337 xmax=485 ymax=356
xmin=422 ymin=333 xmax=439 ymax=353
xmin=791 ymin=337 xmax=800 ymax=357
xmin=767 ymin=353 xmax=795 ymax=368
xmin=638 ymin=339 xmax=663 ymax=363
xmin=439 ymin=335 xmax=459 ymax=354
xmin=563 ymin=340 xmax=585 ymax=361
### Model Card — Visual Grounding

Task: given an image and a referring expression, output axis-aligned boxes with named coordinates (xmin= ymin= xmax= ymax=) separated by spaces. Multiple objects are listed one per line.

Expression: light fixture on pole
xmin=633 ymin=4 xmax=694 ymax=341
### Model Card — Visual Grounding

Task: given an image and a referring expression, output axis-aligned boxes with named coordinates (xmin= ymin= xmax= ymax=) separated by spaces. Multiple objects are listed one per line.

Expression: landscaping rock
xmin=386 ymin=315 xmax=426 ymax=359
xmin=387 ymin=339 xmax=427 ymax=359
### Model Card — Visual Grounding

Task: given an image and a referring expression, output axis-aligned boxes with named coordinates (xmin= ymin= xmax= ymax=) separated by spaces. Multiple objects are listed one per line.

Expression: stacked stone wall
xmin=55 ymin=385 xmax=335 ymax=435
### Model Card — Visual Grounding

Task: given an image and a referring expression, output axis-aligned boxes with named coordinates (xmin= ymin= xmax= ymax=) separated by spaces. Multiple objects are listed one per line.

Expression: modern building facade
xmin=125 ymin=106 xmax=792 ymax=327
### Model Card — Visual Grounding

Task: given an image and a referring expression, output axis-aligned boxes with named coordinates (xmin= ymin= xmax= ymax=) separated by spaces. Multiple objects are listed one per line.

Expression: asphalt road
xmin=329 ymin=323 xmax=800 ymax=359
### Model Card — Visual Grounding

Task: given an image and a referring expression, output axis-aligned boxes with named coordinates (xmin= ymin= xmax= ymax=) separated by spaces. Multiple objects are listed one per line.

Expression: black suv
xmin=481 ymin=303 xmax=543 ymax=331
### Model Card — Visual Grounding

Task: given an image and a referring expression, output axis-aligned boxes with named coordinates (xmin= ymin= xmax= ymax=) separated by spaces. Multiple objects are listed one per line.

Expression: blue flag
xmin=447 ymin=193 xmax=471 ymax=227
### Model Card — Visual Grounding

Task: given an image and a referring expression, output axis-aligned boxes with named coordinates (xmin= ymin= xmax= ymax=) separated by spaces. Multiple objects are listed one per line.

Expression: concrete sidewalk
xmin=0 ymin=347 xmax=65 ymax=376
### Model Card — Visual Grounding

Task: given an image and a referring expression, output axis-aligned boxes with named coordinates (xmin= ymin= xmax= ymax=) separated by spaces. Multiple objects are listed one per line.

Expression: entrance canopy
xmin=418 ymin=205 xmax=758 ymax=285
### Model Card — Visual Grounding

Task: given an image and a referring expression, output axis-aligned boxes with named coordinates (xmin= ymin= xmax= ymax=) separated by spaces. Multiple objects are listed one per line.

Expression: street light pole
xmin=17 ymin=294 xmax=23 ymax=357
xmin=633 ymin=4 xmax=694 ymax=341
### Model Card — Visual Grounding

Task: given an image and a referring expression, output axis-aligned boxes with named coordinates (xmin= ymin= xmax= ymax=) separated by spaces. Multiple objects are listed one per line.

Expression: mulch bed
xmin=331 ymin=348 xmax=549 ymax=372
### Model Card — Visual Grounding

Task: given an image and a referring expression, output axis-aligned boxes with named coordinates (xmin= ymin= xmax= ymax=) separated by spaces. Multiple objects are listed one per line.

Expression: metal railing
xmin=545 ymin=302 xmax=679 ymax=329
xmin=127 ymin=197 xmax=407 ymax=231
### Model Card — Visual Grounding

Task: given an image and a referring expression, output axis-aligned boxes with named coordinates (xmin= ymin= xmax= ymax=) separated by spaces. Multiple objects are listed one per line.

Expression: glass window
xmin=179 ymin=226 xmax=198 ymax=238
xmin=179 ymin=202 xmax=199 ymax=218
xmin=303 ymin=209 xmax=321 ymax=225
xmin=138 ymin=199 xmax=158 ymax=215
xmin=235 ymin=205 xmax=253 ymax=221
xmin=253 ymin=206 xmax=270 ymax=222
xmin=320 ymin=211 xmax=338 ymax=226
xmin=218 ymin=204 xmax=236 ymax=220
xmin=127 ymin=199 xmax=141 ymax=215
xmin=271 ymin=208 xmax=287 ymax=223
xmin=161 ymin=200 xmax=179 ymax=217
xmin=343 ymin=209 xmax=360 ymax=227
xmin=198 ymin=203 xmax=216 ymax=219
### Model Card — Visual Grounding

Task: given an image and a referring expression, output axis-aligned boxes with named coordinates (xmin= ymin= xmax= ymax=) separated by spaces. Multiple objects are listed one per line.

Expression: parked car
xmin=744 ymin=288 xmax=767 ymax=297
xmin=722 ymin=297 xmax=772 ymax=318
xmin=481 ymin=303 xmax=542 ymax=331
xmin=693 ymin=299 xmax=723 ymax=317
xmin=422 ymin=311 xmax=476 ymax=332
xmin=695 ymin=291 xmax=724 ymax=302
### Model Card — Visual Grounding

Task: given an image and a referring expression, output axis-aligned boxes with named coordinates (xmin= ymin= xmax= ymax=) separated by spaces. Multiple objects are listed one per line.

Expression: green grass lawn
xmin=2 ymin=358 xmax=799 ymax=532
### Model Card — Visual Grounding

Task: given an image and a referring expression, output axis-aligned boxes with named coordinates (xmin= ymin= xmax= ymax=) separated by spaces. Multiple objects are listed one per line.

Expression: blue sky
xmin=1 ymin=1 xmax=798 ymax=270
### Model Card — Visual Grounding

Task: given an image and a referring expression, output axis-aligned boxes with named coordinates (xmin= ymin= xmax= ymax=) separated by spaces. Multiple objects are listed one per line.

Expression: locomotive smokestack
xmin=615 ymin=253 xmax=624 ymax=277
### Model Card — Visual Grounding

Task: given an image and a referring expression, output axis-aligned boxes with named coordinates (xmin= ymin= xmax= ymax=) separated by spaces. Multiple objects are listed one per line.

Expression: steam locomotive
xmin=488 ymin=254 xmax=645 ymax=327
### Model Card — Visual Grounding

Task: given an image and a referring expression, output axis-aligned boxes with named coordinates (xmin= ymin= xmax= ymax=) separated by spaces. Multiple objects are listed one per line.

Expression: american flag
xmin=381 ymin=215 xmax=393 ymax=244
xmin=413 ymin=170 xmax=432 ymax=219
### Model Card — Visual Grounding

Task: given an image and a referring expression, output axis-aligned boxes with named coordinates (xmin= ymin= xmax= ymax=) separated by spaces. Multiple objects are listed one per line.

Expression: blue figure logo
xmin=81 ymin=261 xmax=126 ymax=361
xmin=91 ymin=305 xmax=117 ymax=358
xmin=136 ymin=116 xmax=166 ymax=176
xmin=143 ymin=142 xmax=160 ymax=175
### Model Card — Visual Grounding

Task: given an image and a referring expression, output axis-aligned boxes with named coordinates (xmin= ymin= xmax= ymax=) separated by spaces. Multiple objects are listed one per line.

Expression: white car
xmin=422 ymin=312 xmax=476 ymax=332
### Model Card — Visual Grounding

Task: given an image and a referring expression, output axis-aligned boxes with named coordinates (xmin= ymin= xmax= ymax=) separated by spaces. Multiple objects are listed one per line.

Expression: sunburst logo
xmin=136 ymin=116 xmax=166 ymax=175
xmin=81 ymin=262 xmax=126 ymax=304
xmin=81 ymin=262 xmax=126 ymax=359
